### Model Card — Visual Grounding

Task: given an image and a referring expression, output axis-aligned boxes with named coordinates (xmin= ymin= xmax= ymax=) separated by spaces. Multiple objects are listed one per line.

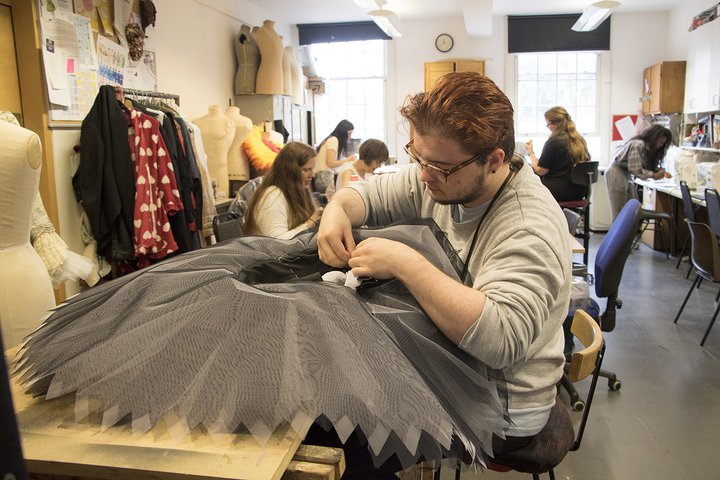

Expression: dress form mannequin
xmin=282 ymin=45 xmax=293 ymax=96
xmin=253 ymin=20 xmax=284 ymax=95
xmin=0 ymin=121 xmax=55 ymax=350
xmin=234 ymin=24 xmax=260 ymax=95
xmin=287 ymin=46 xmax=304 ymax=105
xmin=193 ymin=106 xmax=235 ymax=199
xmin=225 ymin=106 xmax=253 ymax=182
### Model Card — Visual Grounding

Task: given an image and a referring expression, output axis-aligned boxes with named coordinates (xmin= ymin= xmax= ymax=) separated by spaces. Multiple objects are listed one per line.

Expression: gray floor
xmin=442 ymin=233 xmax=720 ymax=479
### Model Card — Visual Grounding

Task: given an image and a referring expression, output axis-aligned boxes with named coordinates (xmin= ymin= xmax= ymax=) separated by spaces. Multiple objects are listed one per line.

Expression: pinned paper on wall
xmin=611 ymin=115 xmax=639 ymax=158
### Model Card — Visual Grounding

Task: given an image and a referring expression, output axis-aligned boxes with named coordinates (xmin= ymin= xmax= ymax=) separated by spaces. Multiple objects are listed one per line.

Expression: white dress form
xmin=234 ymin=24 xmax=260 ymax=95
xmin=193 ymin=106 xmax=235 ymax=199
xmin=253 ymin=20 xmax=284 ymax=95
xmin=225 ymin=106 xmax=253 ymax=182
xmin=0 ymin=121 xmax=55 ymax=350
xmin=282 ymin=45 xmax=293 ymax=96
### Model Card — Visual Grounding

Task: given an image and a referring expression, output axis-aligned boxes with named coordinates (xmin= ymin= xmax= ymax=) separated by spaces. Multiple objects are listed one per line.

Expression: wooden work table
xmin=7 ymin=348 xmax=344 ymax=480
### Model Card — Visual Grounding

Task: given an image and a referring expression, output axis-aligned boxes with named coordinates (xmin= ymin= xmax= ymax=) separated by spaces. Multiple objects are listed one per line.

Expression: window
xmin=515 ymin=52 xmax=601 ymax=160
xmin=310 ymin=40 xmax=386 ymax=150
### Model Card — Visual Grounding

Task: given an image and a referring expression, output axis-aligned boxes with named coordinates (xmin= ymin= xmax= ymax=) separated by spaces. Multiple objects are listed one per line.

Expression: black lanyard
xmin=459 ymin=166 xmax=516 ymax=284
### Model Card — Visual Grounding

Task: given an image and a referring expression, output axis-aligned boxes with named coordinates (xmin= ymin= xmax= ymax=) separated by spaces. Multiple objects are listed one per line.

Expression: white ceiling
xmin=243 ymin=0 xmax=683 ymax=26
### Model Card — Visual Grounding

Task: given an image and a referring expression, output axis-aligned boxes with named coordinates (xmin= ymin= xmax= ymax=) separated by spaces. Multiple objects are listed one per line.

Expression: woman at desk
xmin=315 ymin=119 xmax=357 ymax=174
xmin=606 ymin=125 xmax=673 ymax=221
xmin=525 ymin=107 xmax=590 ymax=202
xmin=243 ymin=142 xmax=323 ymax=239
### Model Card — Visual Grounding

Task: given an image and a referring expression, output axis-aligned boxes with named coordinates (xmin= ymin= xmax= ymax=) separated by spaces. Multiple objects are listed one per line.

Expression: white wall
xmin=153 ymin=0 xmax=295 ymax=119
xmin=386 ymin=16 xmax=507 ymax=160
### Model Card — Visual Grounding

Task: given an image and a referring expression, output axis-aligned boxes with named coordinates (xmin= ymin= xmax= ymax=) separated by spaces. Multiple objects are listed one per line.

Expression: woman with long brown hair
xmin=243 ymin=142 xmax=323 ymax=239
xmin=525 ymin=106 xmax=590 ymax=201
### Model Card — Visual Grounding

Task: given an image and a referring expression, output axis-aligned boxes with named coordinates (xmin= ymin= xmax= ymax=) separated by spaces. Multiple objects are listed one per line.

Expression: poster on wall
xmin=611 ymin=114 xmax=639 ymax=157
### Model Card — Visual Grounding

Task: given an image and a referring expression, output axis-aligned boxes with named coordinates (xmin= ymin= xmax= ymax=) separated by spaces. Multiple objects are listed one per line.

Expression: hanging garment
xmin=14 ymin=222 xmax=507 ymax=468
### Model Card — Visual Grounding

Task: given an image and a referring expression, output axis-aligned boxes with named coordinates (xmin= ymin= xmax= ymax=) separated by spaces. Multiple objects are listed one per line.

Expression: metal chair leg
xmin=701 ymin=300 xmax=720 ymax=346
xmin=675 ymin=238 xmax=688 ymax=269
xmin=675 ymin=275 xmax=700 ymax=324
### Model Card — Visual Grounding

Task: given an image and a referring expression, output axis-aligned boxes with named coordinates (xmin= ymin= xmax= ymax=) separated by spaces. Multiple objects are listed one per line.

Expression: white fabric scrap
xmin=321 ymin=270 xmax=361 ymax=289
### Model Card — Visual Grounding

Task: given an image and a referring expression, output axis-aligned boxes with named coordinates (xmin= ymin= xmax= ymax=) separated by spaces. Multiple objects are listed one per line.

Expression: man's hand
xmin=348 ymin=237 xmax=420 ymax=280
xmin=317 ymin=201 xmax=356 ymax=267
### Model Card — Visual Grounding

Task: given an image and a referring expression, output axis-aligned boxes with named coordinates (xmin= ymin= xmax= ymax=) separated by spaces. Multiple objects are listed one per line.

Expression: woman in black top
xmin=525 ymin=106 xmax=590 ymax=202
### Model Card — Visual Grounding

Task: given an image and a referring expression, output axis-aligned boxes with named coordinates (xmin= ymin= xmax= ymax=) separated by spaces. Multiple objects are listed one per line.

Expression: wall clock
xmin=435 ymin=33 xmax=454 ymax=53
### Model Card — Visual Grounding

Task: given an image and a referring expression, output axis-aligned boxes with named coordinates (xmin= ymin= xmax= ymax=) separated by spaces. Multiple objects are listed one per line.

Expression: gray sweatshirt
xmin=353 ymin=162 xmax=571 ymax=435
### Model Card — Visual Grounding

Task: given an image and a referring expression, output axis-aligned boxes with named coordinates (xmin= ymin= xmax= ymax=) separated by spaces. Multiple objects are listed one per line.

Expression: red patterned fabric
xmin=127 ymin=108 xmax=183 ymax=258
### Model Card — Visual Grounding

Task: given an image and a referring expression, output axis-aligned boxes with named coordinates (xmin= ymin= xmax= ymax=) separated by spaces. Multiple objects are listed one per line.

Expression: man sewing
xmin=315 ymin=72 xmax=572 ymax=478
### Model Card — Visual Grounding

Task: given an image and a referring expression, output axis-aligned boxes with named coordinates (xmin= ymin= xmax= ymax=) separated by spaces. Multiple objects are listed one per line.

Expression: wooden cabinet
xmin=641 ymin=61 xmax=686 ymax=114
xmin=424 ymin=60 xmax=484 ymax=91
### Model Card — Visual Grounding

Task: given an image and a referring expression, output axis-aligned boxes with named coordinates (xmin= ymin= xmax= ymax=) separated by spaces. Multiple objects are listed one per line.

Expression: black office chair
xmin=673 ymin=220 xmax=720 ymax=346
xmin=212 ymin=211 xmax=243 ymax=242
xmin=676 ymin=181 xmax=698 ymax=277
xmin=632 ymin=205 xmax=674 ymax=260
xmin=558 ymin=161 xmax=599 ymax=266
xmin=561 ymin=198 xmax=641 ymax=410
xmin=454 ymin=309 xmax=605 ymax=480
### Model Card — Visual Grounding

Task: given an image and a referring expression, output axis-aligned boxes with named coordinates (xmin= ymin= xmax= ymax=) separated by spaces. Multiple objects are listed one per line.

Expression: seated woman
xmin=243 ymin=142 xmax=323 ymax=239
xmin=525 ymin=106 xmax=590 ymax=202
xmin=335 ymin=138 xmax=389 ymax=191
xmin=315 ymin=119 xmax=357 ymax=175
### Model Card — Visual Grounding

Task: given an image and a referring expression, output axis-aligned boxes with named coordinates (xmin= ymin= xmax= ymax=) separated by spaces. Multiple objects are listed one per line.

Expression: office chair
xmin=451 ymin=309 xmax=605 ymax=480
xmin=562 ymin=198 xmax=641 ymax=411
xmin=673 ymin=220 xmax=720 ymax=346
xmin=704 ymin=187 xmax=720 ymax=301
xmin=676 ymin=181 xmax=698 ymax=276
xmin=558 ymin=161 xmax=599 ymax=266
xmin=212 ymin=211 xmax=243 ymax=242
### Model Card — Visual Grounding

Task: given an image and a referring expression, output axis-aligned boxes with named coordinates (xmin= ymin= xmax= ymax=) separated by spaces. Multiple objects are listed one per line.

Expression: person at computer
xmin=313 ymin=72 xmax=572 ymax=478
xmin=606 ymin=124 xmax=673 ymax=221
xmin=525 ymin=106 xmax=590 ymax=202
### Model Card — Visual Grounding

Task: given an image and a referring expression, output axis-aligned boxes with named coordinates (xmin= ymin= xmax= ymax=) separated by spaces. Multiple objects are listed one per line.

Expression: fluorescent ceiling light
xmin=369 ymin=8 xmax=402 ymax=37
xmin=353 ymin=0 xmax=378 ymax=8
xmin=366 ymin=1 xmax=402 ymax=37
xmin=572 ymin=1 xmax=620 ymax=32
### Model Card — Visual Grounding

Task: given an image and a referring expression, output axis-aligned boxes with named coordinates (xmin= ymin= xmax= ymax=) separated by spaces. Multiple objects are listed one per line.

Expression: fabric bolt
xmin=126 ymin=108 xmax=181 ymax=258
xmin=14 ymin=223 xmax=507 ymax=468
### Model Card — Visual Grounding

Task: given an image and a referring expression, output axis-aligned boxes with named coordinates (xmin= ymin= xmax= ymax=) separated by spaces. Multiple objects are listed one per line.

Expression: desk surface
xmin=10 ymin=374 xmax=305 ymax=480
xmin=634 ymin=178 xmax=708 ymax=207
xmin=569 ymin=234 xmax=585 ymax=254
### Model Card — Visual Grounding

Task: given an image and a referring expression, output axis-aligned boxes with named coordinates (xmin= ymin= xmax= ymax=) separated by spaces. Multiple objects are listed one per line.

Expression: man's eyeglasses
xmin=403 ymin=139 xmax=485 ymax=182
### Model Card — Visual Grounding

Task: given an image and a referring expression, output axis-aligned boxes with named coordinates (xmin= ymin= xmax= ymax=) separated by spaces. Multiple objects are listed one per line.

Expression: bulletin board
xmin=37 ymin=0 xmax=158 ymax=123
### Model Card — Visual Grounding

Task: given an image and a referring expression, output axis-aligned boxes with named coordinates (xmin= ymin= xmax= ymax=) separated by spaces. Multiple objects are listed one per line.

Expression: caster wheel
xmin=608 ymin=379 xmax=622 ymax=391
xmin=572 ymin=399 xmax=585 ymax=412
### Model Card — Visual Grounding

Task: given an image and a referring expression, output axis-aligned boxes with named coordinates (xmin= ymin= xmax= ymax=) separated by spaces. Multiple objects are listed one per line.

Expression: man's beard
xmin=433 ymin=170 xmax=487 ymax=206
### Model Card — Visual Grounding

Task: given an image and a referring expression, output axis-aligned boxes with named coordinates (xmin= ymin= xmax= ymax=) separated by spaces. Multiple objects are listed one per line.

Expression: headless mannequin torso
xmin=253 ymin=20 xmax=284 ymax=95
xmin=225 ymin=106 xmax=253 ymax=182
xmin=282 ymin=45 xmax=293 ymax=96
xmin=0 ymin=121 xmax=55 ymax=350
xmin=234 ymin=24 xmax=260 ymax=95
xmin=287 ymin=46 xmax=304 ymax=105
xmin=193 ymin=106 xmax=235 ymax=199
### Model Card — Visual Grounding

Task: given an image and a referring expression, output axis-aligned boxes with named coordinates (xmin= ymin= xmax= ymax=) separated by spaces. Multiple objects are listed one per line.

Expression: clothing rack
xmin=113 ymin=86 xmax=180 ymax=105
